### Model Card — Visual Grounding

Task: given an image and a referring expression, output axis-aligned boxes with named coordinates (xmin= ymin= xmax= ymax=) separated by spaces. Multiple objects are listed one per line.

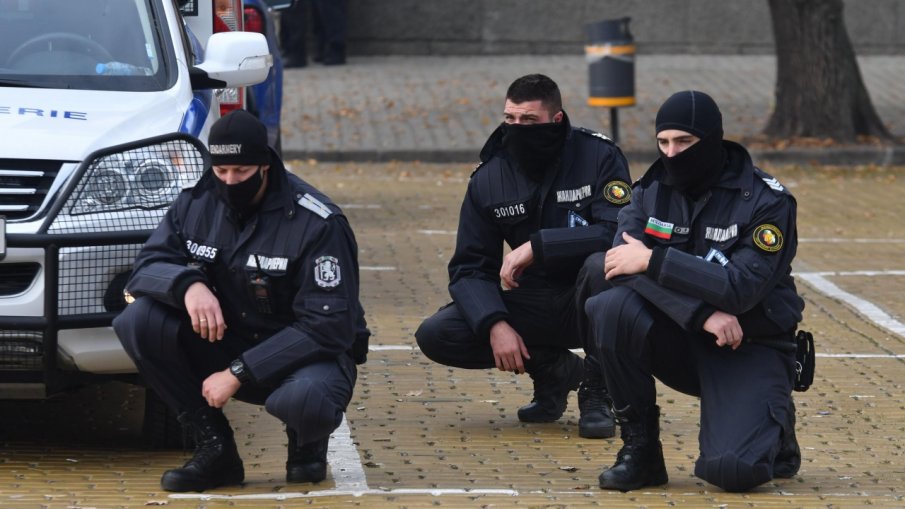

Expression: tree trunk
xmin=764 ymin=0 xmax=892 ymax=141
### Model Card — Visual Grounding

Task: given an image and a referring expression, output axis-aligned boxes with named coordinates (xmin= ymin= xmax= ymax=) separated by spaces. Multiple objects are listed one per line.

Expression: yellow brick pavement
xmin=2 ymin=162 xmax=904 ymax=508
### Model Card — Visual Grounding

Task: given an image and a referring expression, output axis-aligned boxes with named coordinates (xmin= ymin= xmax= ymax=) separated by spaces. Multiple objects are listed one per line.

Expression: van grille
xmin=0 ymin=330 xmax=43 ymax=371
xmin=0 ymin=263 xmax=41 ymax=296
xmin=0 ymin=160 xmax=61 ymax=221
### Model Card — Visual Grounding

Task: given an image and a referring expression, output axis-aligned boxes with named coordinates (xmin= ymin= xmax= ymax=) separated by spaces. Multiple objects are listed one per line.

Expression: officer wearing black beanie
xmin=585 ymin=91 xmax=805 ymax=492
xmin=114 ymin=110 xmax=370 ymax=492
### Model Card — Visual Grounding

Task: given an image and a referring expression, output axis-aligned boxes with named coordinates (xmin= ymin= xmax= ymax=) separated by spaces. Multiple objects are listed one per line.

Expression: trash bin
xmin=585 ymin=17 xmax=635 ymax=108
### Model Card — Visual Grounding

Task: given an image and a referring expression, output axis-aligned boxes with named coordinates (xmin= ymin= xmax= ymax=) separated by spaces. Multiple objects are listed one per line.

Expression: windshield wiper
xmin=0 ymin=78 xmax=70 ymax=89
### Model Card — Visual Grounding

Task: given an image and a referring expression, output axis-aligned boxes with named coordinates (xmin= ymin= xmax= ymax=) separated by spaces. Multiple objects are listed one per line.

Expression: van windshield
xmin=0 ymin=0 xmax=169 ymax=91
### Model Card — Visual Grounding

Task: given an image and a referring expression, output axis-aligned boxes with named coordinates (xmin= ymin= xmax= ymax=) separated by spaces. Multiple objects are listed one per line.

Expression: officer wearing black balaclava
xmin=585 ymin=91 xmax=804 ymax=492
xmin=114 ymin=110 xmax=369 ymax=492
xmin=416 ymin=74 xmax=633 ymax=440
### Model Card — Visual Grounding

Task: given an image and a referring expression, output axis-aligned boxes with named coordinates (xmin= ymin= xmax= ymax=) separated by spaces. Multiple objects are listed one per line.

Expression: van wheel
xmin=142 ymin=388 xmax=189 ymax=449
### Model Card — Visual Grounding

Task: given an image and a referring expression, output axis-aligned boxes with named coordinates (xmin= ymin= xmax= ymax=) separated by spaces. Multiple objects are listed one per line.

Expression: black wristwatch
xmin=229 ymin=358 xmax=251 ymax=384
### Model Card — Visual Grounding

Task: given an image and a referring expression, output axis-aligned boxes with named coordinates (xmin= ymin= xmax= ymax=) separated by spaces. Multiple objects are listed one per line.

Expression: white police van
xmin=0 ymin=0 xmax=272 ymax=444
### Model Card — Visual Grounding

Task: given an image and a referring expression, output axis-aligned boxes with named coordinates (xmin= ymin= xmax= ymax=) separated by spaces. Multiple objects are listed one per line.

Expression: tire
xmin=142 ymin=388 xmax=189 ymax=449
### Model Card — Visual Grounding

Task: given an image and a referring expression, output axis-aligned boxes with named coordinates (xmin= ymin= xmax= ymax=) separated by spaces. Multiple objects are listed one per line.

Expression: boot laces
xmin=578 ymin=379 xmax=609 ymax=411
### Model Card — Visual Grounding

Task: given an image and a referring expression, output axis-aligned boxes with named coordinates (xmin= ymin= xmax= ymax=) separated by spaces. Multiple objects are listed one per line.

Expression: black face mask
xmin=501 ymin=121 xmax=567 ymax=181
xmin=214 ymin=166 xmax=265 ymax=217
xmin=659 ymin=129 xmax=727 ymax=198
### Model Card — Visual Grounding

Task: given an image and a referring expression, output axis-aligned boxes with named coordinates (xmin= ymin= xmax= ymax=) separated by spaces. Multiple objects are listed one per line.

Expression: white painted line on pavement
xmin=360 ymin=266 xmax=396 ymax=271
xmin=795 ymin=269 xmax=905 ymax=277
xmin=171 ymin=488 xmax=519 ymax=501
xmin=328 ymin=415 xmax=369 ymax=492
xmin=799 ymin=237 xmax=905 ymax=243
xmin=340 ymin=204 xmax=382 ymax=209
xmin=366 ymin=345 xmax=905 ymax=359
xmin=417 ymin=229 xmax=457 ymax=235
xmin=797 ymin=272 xmax=905 ymax=339
xmin=819 ymin=353 xmax=905 ymax=358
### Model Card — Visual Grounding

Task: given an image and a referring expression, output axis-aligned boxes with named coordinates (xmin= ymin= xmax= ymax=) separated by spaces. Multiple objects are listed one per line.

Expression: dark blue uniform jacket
xmin=613 ymin=141 xmax=804 ymax=337
xmin=449 ymin=114 xmax=632 ymax=338
xmin=125 ymin=158 xmax=368 ymax=385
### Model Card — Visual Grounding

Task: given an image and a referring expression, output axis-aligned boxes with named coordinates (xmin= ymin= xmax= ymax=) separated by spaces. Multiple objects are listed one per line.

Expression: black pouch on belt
xmin=793 ymin=330 xmax=815 ymax=392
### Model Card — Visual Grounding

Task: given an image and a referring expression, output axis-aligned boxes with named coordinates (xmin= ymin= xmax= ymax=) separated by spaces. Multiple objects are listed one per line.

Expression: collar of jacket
xmin=478 ymin=110 xmax=574 ymax=164
xmin=639 ymin=139 xmax=755 ymax=197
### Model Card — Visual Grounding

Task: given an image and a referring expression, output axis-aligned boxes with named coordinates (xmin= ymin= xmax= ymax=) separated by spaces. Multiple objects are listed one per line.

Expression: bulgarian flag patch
xmin=644 ymin=217 xmax=673 ymax=240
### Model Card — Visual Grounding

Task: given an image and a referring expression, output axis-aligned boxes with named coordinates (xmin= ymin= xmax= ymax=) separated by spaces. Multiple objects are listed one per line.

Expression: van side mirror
xmin=190 ymin=32 xmax=272 ymax=89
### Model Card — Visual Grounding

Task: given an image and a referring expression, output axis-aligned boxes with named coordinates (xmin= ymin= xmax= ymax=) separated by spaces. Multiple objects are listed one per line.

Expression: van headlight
xmin=49 ymin=135 xmax=208 ymax=234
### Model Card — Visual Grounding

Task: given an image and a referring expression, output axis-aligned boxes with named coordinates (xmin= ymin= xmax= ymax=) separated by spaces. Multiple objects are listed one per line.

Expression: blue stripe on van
xmin=180 ymin=90 xmax=212 ymax=137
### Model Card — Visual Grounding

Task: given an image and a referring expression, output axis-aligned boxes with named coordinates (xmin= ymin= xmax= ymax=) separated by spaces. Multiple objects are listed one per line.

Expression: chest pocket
xmin=488 ymin=198 xmax=532 ymax=225
xmin=244 ymin=253 xmax=296 ymax=315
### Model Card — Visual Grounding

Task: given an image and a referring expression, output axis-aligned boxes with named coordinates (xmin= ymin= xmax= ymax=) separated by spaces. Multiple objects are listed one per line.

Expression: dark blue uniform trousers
xmin=114 ymin=297 xmax=356 ymax=443
xmin=586 ymin=286 xmax=796 ymax=492
xmin=416 ymin=253 xmax=609 ymax=371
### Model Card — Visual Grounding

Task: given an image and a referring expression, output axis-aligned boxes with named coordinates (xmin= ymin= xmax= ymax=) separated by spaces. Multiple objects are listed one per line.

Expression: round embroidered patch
xmin=604 ymin=181 xmax=631 ymax=204
xmin=753 ymin=224 xmax=783 ymax=252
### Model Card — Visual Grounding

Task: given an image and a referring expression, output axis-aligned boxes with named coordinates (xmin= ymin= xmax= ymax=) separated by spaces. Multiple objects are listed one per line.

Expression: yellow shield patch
xmin=604 ymin=180 xmax=631 ymax=205
xmin=753 ymin=224 xmax=783 ymax=252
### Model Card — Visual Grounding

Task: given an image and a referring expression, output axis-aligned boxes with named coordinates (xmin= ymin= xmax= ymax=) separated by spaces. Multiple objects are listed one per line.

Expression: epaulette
xmin=753 ymin=166 xmax=791 ymax=196
xmin=297 ymin=193 xmax=333 ymax=219
xmin=575 ymin=127 xmax=614 ymax=144
xmin=470 ymin=159 xmax=487 ymax=178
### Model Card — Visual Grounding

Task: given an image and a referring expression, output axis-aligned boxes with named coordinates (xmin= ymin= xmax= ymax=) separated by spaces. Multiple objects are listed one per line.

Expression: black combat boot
xmin=599 ymin=405 xmax=669 ymax=491
xmin=773 ymin=400 xmax=801 ymax=478
xmin=286 ymin=428 xmax=329 ymax=483
xmin=577 ymin=357 xmax=616 ymax=439
xmin=160 ymin=407 xmax=244 ymax=492
xmin=517 ymin=349 xmax=583 ymax=423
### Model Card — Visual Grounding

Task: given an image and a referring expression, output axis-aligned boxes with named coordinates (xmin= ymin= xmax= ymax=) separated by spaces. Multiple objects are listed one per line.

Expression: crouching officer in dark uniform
xmin=416 ymin=74 xmax=632 ymax=438
xmin=587 ymin=90 xmax=802 ymax=492
xmin=114 ymin=110 xmax=369 ymax=492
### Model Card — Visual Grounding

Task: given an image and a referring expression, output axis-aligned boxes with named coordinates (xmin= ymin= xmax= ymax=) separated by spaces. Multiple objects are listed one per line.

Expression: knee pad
xmin=695 ymin=452 xmax=772 ymax=492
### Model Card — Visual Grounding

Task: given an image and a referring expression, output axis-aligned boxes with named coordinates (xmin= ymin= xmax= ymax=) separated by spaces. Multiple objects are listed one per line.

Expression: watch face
xmin=230 ymin=360 xmax=246 ymax=379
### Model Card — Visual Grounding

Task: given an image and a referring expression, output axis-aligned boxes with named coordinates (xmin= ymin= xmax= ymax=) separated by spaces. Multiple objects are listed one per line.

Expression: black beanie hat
xmin=655 ymin=90 xmax=722 ymax=138
xmin=208 ymin=110 xmax=271 ymax=166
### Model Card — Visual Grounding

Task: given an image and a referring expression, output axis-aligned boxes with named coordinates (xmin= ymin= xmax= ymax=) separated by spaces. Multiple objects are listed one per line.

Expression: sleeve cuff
xmin=173 ymin=272 xmax=208 ymax=307
xmin=646 ymin=246 xmax=667 ymax=280
xmin=477 ymin=312 xmax=509 ymax=341
xmin=692 ymin=304 xmax=717 ymax=331
xmin=529 ymin=233 xmax=544 ymax=265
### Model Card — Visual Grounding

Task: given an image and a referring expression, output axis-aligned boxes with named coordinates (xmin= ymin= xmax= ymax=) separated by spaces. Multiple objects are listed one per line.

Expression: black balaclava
xmin=208 ymin=109 xmax=272 ymax=216
xmin=501 ymin=118 xmax=568 ymax=181
xmin=655 ymin=90 xmax=727 ymax=198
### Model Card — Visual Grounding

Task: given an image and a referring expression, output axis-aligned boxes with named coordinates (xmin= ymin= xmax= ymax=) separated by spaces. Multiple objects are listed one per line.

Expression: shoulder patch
xmin=576 ymin=127 xmax=614 ymax=143
xmin=297 ymin=193 xmax=333 ymax=219
xmin=604 ymin=180 xmax=631 ymax=204
xmin=753 ymin=224 xmax=784 ymax=252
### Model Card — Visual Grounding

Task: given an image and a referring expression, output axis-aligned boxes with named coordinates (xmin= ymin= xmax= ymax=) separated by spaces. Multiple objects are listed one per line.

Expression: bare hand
xmin=489 ymin=321 xmax=531 ymax=373
xmin=604 ymin=232 xmax=653 ymax=279
xmin=703 ymin=310 xmax=743 ymax=350
xmin=500 ymin=242 xmax=534 ymax=289
xmin=201 ymin=369 xmax=241 ymax=408
xmin=185 ymin=282 xmax=227 ymax=341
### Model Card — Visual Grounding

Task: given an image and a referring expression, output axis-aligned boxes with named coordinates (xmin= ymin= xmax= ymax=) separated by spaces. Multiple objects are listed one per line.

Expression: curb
xmin=283 ymin=146 xmax=905 ymax=166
